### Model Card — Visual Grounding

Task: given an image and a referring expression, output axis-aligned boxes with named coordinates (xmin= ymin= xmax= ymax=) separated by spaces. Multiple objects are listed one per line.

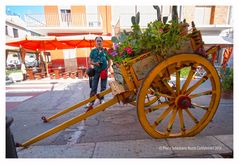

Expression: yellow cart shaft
xmin=42 ymin=88 xmax=112 ymax=122
xmin=20 ymin=91 xmax=132 ymax=148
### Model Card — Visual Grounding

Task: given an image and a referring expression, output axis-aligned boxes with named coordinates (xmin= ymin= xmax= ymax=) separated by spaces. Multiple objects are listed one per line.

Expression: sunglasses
xmin=96 ymin=40 xmax=102 ymax=43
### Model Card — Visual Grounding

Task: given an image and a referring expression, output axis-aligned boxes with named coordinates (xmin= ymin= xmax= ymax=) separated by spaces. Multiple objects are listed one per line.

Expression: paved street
xmin=6 ymin=77 xmax=233 ymax=158
xmin=6 ymin=79 xmax=71 ymax=110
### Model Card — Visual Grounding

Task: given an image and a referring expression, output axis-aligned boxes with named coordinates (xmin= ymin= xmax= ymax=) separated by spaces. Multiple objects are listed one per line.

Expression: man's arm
xmin=90 ymin=50 xmax=100 ymax=67
xmin=90 ymin=58 xmax=100 ymax=67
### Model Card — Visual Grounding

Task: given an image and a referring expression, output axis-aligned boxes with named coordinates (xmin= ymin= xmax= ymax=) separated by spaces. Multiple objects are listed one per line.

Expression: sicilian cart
xmin=17 ymin=16 xmax=221 ymax=148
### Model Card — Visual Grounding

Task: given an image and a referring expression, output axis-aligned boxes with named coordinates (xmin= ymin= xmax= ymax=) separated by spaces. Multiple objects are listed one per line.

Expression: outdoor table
xmin=26 ymin=69 xmax=34 ymax=80
xmin=52 ymin=67 xmax=65 ymax=79
xmin=77 ymin=67 xmax=86 ymax=78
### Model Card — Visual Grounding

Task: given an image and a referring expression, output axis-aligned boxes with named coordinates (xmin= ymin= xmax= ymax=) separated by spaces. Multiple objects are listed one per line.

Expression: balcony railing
xmin=24 ymin=13 xmax=102 ymax=28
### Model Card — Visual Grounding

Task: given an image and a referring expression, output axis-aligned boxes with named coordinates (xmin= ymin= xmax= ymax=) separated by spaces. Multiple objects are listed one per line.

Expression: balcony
xmin=24 ymin=13 xmax=103 ymax=35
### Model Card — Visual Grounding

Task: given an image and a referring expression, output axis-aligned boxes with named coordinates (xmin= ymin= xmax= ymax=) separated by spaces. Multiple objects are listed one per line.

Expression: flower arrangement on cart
xmin=107 ymin=11 xmax=191 ymax=65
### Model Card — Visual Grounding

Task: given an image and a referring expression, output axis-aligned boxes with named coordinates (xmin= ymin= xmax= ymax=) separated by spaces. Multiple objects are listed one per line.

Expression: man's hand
xmin=94 ymin=62 xmax=100 ymax=66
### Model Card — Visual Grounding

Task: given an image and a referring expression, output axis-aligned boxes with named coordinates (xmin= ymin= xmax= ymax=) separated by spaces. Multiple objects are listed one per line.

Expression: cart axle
xmin=177 ymin=96 xmax=192 ymax=109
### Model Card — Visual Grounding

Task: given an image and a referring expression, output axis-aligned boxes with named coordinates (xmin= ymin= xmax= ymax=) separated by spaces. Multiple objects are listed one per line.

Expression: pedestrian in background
xmin=86 ymin=37 xmax=111 ymax=107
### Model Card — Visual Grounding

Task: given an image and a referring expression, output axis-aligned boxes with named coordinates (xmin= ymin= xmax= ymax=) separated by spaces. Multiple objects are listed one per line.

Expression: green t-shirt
xmin=90 ymin=48 xmax=108 ymax=72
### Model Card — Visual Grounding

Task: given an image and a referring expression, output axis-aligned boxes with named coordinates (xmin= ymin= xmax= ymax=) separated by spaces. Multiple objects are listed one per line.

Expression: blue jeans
xmin=90 ymin=71 xmax=107 ymax=101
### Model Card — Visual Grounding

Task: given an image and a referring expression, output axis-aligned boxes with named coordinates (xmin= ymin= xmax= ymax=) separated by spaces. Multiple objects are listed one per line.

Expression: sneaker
xmin=94 ymin=99 xmax=100 ymax=106
xmin=100 ymin=100 xmax=105 ymax=104
xmin=85 ymin=102 xmax=94 ymax=108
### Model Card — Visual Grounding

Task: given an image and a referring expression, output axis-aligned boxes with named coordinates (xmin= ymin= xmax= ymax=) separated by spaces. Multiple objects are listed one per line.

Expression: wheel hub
xmin=177 ymin=96 xmax=191 ymax=109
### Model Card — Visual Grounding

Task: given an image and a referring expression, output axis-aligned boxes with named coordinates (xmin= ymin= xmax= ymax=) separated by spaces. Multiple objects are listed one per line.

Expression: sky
xmin=6 ymin=6 xmax=44 ymax=19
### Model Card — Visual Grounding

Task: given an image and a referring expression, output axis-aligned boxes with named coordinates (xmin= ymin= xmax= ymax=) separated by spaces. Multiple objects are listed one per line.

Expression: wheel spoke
xmin=145 ymin=102 xmax=169 ymax=114
xmin=148 ymin=88 xmax=156 ymax=94
xmin=145 ymin=96 xmax=159 ymax=107
xmin=151 ymin=105 xmax=174 ymax=129
xmin=162 ymin=79 xmax=175 ymax=94
xmin=184 ymin=108 xmax=199 ymax=124
xmin=154 ymin=92 xmax=174 ymax=99
xmin=146 ymin=94 xmax=150 ymax=102
xmin=189 ymin=90 xmax=213 ymax=99
xmin=178 ymin=109 xmax=186 ymax=133
xmin=181 ymin=66 xmax=196 ymax=93
xmin=191 ymin=102 xmax=208 ymax=111
xmin=167 ymin=108 xmax=178 ymax=132
xmin=185 ymin=75 xmax=209 ymax=95
xmin=144 ymin=89 xmax=160 ymax=107
xmin=176 ymin=70 xmax=180 ymax=95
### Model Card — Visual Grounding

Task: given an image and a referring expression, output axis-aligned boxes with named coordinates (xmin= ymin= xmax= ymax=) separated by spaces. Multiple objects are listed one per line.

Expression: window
xmin=13 ymin=28 xmax=18 ymax=38
xmin=194 ymin=6 xmax=211 ymax=25
xmin=60 ymin=9 xmax=72 ymax=23
xmin=5 ymin=25 xmax=8 ymax=35
xmin=86 ymin=6 xmax=100 ymax=27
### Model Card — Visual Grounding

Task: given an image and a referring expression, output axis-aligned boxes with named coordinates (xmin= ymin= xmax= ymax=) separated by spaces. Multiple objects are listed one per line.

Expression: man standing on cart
xmin=87 ymin=36 xmax=111 ymax=107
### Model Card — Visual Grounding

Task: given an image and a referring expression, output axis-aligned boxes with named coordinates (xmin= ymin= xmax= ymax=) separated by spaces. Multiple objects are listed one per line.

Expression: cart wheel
xmin=137 ymin=54 xmax=221 ymax=138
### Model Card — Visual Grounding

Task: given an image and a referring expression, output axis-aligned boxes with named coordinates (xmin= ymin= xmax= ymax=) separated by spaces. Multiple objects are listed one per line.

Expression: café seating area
xmin=26 ymin=68 xmax=47 ymax=80
xmin=25 ymin=64 xmax=88 ymax=80
xmin=48 ymin=66 xmax=87 ymax=80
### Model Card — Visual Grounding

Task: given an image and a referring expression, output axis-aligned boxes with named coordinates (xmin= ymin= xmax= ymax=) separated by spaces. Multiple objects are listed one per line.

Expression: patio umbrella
xmin=6 ymin=36 xmax=74 ymax=51
xmin=57 ymin=34 xmax=113 ymax=48
xmin=6 ymin=36 xmax=74 ymax=76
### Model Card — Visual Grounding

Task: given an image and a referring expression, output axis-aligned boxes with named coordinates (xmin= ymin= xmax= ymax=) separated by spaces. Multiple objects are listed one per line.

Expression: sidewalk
xmin=17 ymin=134 xmax=233 ymax=158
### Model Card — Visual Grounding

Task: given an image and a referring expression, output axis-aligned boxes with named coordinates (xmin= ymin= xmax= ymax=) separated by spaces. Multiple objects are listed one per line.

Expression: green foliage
xmin=131 ymin=16 xmax=136 ymax=25
xmin=108 ymin=12 xmax=189 ymax=64
xmin=221 ymin=68 xmax=233 ymax=91
xmin=135 ymin=12 xmax=140 ymax=24
xmin=141 ymin=20 xmax=189 ymax=57
xmin=180 ymin=67 xmax=190 ymax=78
xmin=111 ymin=36 xmax=119 ymax=44
xmin=6 ymin=68 xmax=22 ymax=76
xmin=172 ymin=6 xmax=178 ymax=22
xmin=131 ymin=12 xmax=140 ymax=25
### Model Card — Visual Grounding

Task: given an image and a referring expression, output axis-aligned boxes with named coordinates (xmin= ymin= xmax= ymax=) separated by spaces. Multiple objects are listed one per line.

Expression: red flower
xmin=107 ymin=48 xmax=113 ymax=54
xmin=126 ymin=47 xmax=133 ymax=54
xmin=123 ymin=47 xmax=133 ymax=55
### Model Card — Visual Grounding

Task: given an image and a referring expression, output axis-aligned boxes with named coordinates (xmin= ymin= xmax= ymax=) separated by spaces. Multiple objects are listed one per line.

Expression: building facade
xmin=24 ymin=5 xmax=112 ymax=72
xmin=5 ymin=14 xmax=41 ymax=69
xmin=112 ymin=6 xmax=232 ymax=34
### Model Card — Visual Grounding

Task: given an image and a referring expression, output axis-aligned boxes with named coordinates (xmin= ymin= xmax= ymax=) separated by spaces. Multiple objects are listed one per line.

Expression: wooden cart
xmin=17 ymin=24 xmax=221 ymax=148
